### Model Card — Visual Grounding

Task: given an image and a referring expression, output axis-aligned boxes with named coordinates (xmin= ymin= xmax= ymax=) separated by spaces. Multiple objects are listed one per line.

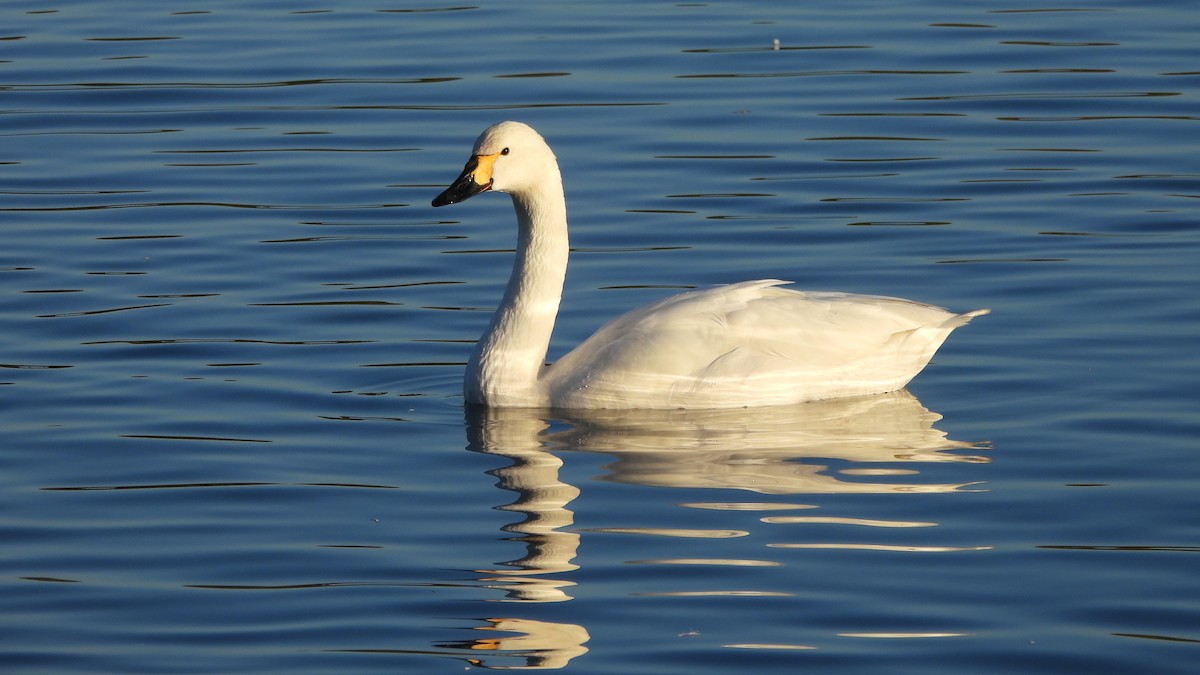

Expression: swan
xmin=432 ymin=121 xmax=988 ymax=409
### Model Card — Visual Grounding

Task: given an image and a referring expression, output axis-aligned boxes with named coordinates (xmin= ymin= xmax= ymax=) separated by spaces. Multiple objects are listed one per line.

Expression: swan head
xmin=431 ymin=121 xmax=558 ymax=207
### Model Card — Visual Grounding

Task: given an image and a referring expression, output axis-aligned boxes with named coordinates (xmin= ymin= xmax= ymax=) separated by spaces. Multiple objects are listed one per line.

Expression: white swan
xmin=432 ymin=121 xmax=988 ymax=409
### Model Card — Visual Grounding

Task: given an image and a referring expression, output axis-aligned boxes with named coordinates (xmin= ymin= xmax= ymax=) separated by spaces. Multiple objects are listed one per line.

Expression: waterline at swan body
xmin=432 ymin=121 xmax=988 ymax=409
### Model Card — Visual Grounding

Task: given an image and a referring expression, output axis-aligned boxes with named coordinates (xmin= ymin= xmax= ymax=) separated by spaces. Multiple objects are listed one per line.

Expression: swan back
xmin=544 ymin=280 xmax=987 ymax=409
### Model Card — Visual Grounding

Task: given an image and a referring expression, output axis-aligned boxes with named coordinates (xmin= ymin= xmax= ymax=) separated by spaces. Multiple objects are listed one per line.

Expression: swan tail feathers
xmin=940 ymin=308 xmax=991 ymax=330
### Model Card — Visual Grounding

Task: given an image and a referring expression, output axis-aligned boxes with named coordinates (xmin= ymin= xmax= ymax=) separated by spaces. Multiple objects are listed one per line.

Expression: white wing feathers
xmin=544 ymin=280 xmax=985 ymax=408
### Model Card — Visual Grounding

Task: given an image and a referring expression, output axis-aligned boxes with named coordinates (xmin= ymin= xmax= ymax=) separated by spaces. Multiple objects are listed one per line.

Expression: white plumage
xmin=432 ymin=121 xmax=987 ymax=409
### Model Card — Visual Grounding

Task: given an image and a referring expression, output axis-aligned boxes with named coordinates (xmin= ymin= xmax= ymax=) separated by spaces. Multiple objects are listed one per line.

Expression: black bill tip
xmin=432 ymin=156 xmax=492 ymax=207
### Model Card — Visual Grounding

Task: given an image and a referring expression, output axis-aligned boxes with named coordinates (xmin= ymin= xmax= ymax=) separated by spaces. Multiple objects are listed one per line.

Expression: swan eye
xmin=500 ymin=147 xmax=510 ymax=155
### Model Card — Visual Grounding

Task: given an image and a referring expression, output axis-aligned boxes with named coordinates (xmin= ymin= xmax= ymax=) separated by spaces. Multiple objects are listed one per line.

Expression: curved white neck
xmin=465 ymin=180 xmax=568 ymax=406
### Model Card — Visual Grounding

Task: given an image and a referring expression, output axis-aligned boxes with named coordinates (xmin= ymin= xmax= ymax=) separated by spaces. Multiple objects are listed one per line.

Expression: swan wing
xmin=544 ymin=280 xmax=986 ymax=408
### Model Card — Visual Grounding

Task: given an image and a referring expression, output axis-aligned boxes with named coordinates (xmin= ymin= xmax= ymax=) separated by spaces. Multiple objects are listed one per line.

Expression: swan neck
xmin=467 ymin=179 xmax=569 ymax=406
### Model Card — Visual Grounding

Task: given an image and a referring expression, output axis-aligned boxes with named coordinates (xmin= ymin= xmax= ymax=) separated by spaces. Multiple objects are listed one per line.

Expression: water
xmin=3 ymin=1 xmax=1198 ymax=672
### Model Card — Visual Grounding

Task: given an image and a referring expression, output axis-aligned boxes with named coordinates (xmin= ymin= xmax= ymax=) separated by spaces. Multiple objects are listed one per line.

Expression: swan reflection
xmin=454 ymin=390 xmax=986 ymax=668
xmin=560 ymin=391 xmax=984 ymax=494
xmin=471 ymin=389 xmax=986 ymax=495
xmin=438 ymin=618 xmax=590 ymax=670
xmin=469 ymin=410 xmax=581 ymax=604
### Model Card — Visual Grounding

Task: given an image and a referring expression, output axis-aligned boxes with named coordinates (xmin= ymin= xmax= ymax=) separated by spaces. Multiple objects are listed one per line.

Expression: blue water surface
xmin=2 ymin=1 xmax=1199 ymax=673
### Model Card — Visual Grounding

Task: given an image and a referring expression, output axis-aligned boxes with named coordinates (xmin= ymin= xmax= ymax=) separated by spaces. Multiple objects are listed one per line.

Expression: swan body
xmin=432 ymin=121 xmax=988 ymax=409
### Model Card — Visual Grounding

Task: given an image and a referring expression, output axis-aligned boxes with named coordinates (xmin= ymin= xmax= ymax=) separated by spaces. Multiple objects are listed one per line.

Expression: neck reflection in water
xmin=448 ymin=390 xmax=988 ymax=668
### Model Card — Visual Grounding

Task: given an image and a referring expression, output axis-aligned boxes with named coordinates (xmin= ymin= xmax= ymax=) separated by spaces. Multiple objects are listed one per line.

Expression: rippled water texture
xmin=3 ymin=1 xmax=1199 ymax=673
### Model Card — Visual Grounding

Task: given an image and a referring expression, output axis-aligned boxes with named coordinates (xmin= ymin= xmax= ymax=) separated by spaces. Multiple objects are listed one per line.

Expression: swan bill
xmin=432 ymin=153 xmax=498 ymax=207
